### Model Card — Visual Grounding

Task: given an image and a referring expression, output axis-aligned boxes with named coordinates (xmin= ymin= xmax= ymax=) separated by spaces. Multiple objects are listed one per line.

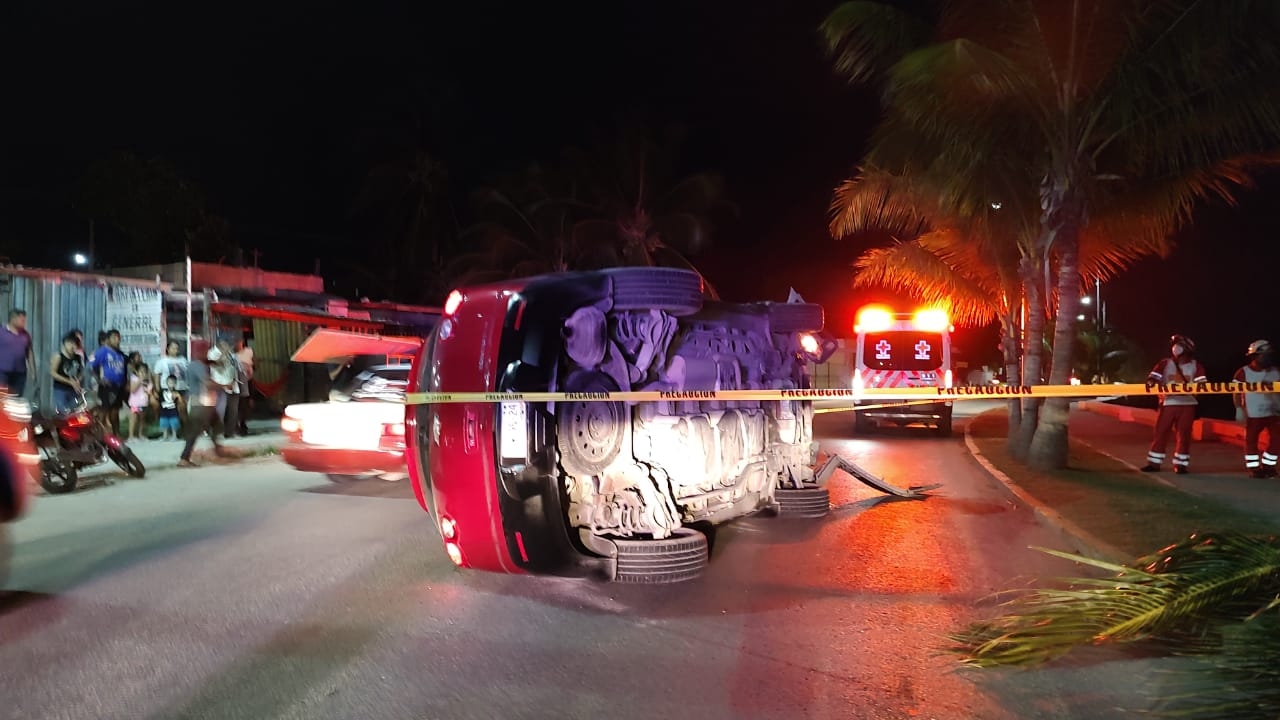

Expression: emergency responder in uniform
xmin=1233 ymin=339 xmax=1280 ymax=478
xmin=1141 ymin=334 xmax=1208 ymax=475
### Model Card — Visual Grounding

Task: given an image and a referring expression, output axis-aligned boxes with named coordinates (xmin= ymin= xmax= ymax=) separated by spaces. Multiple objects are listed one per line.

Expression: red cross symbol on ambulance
xmin=914 ymin=339 xmax=932 ymax=360
xmin=874 ymin=339 xmax=892 ymax=359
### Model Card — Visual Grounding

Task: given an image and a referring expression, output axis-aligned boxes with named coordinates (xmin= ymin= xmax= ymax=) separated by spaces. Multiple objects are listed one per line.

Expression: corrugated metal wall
xmin=251 ymin=318 xmax=308 ymax=407
xmin=0 ymin=273 xmax=109 ymax=409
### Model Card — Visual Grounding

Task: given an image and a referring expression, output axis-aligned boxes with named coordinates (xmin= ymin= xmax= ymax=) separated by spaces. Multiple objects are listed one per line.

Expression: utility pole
xmin=89 ymin=219 xmax=96 ymax=270
xmin=250 ymin=248 xmax=261 ymax=268
xmin=1094 ymin=278 xmax=1103 ymax=327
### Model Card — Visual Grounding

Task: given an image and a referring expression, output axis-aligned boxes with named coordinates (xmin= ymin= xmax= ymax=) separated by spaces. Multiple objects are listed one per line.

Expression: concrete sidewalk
xmin=79 ymin=418 xmax=284 ymax=478
xmin=1066 ymin=406 xmax=1280 ymax=522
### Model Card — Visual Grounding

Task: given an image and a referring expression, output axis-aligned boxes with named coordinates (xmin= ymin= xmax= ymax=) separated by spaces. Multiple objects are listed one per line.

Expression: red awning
xmin=211 ymin=302 xmax=386 ymax=331
xmin=290 ymin=328 xmax=423 ymax=363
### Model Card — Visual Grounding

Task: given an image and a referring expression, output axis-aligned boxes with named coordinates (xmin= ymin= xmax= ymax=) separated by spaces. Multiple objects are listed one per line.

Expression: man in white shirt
xmin=178 ymin=345 xmax=226 ymax=467
xmin=209 ymin=340 xmax=237 ymax=437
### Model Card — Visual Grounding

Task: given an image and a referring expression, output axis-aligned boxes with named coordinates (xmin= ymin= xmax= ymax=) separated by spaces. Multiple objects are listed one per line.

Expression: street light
xmin=1080 ymin=296 xmax=1091 ymax=305
xmin=1076 ymin=314 xmax=1087 ymax=321
xmin=73 ymin=252 xmax=88 ymax=266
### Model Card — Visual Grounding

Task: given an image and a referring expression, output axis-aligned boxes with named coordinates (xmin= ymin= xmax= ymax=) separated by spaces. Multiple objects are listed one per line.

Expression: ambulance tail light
xmin=852 ymin=368 xmax=865 ymax=395
xmin=944 ymin=369 xmax=953 ymax=389
xmin=855 ymin=306 xmax=893 ymax=333
xmin=913 ymin=308 xmax=950 ymax=333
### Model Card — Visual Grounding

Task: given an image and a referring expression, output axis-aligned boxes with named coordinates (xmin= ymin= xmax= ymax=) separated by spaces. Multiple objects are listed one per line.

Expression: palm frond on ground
xmin=1146 ymin=615 xmax=1280 ymax=720
xmin=950 ymin=532 xmax=1280 ymax=669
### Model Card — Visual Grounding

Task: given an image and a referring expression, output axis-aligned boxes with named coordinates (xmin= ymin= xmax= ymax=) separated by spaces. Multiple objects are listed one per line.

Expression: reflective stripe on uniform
xmin=1172 ymin=454 xmax=1190 ymax=467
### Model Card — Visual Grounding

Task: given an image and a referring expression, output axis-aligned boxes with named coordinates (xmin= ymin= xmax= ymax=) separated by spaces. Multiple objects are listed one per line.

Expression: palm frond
xmin=657 ymin=173 xmax=736 ymax=217
xmin=652 ymin=213 xmax=710 ymax=255
xmin=852 ymin=236 xmax=1002 ymax=326
xmin=883 ymin=39 xmax=1044 ymax=151
xmin=820 ymin=1 xmax=931 ymax=86
xmin=950 ymin=532 xmax=1280 ymax=669
xmin=1145 ymin=614 xmax=1280 ymax=720
xmin=828 ymin=169 xmax=933 ymax=240
xmin=1082 ymin=152 xmax=1280 ymax=282
xmin=1091 ymin=0 xmax=1280 ymax=173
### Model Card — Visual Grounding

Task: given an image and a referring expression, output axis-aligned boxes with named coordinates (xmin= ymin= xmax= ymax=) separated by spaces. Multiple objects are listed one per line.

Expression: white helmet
xmin=1248 ymin=339 xmax=1272 ymax=357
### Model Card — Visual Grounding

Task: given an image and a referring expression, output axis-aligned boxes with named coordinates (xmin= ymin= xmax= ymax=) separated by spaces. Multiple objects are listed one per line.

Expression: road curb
xmin=963 ymin=419 xmax=1129 ymax=564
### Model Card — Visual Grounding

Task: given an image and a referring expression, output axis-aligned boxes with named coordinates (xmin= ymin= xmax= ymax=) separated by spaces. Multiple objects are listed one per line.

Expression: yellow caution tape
xmin=814 ymin=399 xmax=945 ymax=415
xmin=404 ymin=380 xmax=1278 ymax=405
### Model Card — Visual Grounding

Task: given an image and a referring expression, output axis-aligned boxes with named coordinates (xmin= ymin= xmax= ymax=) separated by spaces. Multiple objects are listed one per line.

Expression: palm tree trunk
xmin=1001 ymin=311 xmax=1023 ymax=449
xmin=1030 ymin=223 xmax=1083 ymax=470
xmin=1013 ymin=260 xmax=1045 ymax=460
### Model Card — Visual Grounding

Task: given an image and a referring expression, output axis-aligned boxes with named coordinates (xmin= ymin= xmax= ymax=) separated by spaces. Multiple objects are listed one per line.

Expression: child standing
xmin=159 ymin=375 xmax=184 ymax=440
xmin=128 ymin=361 xmax=155 ymax=441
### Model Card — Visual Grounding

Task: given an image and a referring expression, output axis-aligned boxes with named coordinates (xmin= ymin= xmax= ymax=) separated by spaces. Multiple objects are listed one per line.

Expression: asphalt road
xmin=0 ymin=402 xmax=1167 ymax=720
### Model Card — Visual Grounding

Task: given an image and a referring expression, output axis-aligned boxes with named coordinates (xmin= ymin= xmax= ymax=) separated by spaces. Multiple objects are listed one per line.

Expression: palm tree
xmin=821 ymin=0 xmax=1280 ymax=468
xmin=832 ymin=166 xmax=1170 ymax=455
xmin=446 ymin=163 xmax=603 ymax=286
xmin=831 ymin=168 xmax=1031 ymax=445
xmin=950 ymin=531 xmax=1280 ymax=719
xmin=560 ymin=124 xmax=737 ymax=293
xmin=349 ymin=125 xmax=458 ymax=304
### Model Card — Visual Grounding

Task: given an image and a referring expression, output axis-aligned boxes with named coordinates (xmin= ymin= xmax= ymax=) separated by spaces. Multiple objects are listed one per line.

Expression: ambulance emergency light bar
xmin=854 ymin=306 xmax=953 ymax=333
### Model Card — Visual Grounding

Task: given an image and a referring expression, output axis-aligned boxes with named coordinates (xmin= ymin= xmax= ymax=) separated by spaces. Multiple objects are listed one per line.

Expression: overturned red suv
xmin=407 ymin=268 xmax=837 ymax=583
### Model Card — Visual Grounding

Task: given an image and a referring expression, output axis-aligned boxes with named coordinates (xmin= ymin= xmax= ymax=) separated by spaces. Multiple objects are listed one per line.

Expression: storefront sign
xmin=105 ymin=285 xmax=164 ymax=363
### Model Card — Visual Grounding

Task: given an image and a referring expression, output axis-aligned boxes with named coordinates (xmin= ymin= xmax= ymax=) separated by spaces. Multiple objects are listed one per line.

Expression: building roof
xmin=0 ymin=264 xmax=175 ymax=289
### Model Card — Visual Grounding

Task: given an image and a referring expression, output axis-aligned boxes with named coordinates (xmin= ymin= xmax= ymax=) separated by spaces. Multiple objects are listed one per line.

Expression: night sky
xmin=4 ymin=0 xmax=1278 ymax=394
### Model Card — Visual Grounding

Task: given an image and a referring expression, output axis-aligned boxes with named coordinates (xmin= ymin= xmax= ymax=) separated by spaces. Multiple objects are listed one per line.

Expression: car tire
xmin=767 ymin=302 xmax=824 ymax=333
xmin=612 ymin=527 xmax=709 ymax=584
xmin=854 ymin=411 xmax=872 ymax=434
xmin=557 ymin=370 xmax=626 ymax=477
xmin=39 ymin=457 xmax=78 ymax=494
xmin=774 ymin=486 xmax=830 ymax=518
xmin=325 ymin=473 xmax=369 ymax=483
xmin=0 ymin=450 xmax=24 ymax=523
xmin=935 ymin=408 xmax=953 ymax=437
xmin=606 ymin=267 xmax=704 ymax=316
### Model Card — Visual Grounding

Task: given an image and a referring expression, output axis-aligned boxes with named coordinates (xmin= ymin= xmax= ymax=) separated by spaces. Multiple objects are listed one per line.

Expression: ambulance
xmin=851 ymin=305 xmax=954 ymax=435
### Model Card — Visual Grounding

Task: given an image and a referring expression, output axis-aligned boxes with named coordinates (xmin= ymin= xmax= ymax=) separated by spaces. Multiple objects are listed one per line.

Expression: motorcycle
xmin=32 ymin=392 xmax=146 ymax=494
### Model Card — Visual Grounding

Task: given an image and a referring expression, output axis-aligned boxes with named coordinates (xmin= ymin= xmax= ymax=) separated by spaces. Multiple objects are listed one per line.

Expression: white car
xmin=280 ymin=330 xmax=422 ymax=483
